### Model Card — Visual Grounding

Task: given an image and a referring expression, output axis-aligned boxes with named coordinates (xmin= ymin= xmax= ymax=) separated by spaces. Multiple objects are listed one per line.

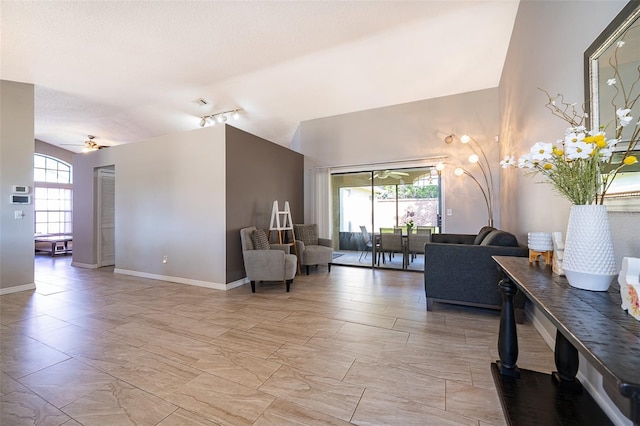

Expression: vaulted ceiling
xmin=1 ymin=1 xmax=520 ymax=152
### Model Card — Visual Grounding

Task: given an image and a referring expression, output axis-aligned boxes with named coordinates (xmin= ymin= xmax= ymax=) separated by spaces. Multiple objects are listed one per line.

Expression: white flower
xmin=518 ymin=153 xmax=534 ymax=169
xmin=515 ymin=88 xmax=639 ymax=205
xmin=564 ymin=131 xmax=585 ymax=145
xmin=616 ymin=108 xmax=633 ymax=127
xmin=598 ymin=148 xmax=613 ymax=161
xmin=565 ymin=141 xmax=593 ymax=160
xmin=607 ymin=78 xmax=616 ymax=86
xmin=529 ymin=142 xmax=553 ymax=161
xmin=500 ymin=155 xmax=515 ymax=168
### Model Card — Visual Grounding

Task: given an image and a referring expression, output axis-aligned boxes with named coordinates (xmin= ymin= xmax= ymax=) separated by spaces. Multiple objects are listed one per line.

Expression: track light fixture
xmin=198 ymin=108 xmax=243 ymax=127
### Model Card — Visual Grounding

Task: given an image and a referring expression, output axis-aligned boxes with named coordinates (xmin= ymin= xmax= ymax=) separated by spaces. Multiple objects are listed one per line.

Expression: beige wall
xmin=0 ymin=80 xmax=35 ymax=293
xmin=72 ymin=124 xmax=303 ymax=287
xmin=297 ymin=88 xmax=501 ymax=235
xmin=499 ymin=0 xmax=638 ymax=270
xmin=73 ymin=125 xmax=228 ymax=287
xmin=500 ymin=2 xmax=636 ymax=424
xmin=35 ymin=139 xmax=73 ymax=164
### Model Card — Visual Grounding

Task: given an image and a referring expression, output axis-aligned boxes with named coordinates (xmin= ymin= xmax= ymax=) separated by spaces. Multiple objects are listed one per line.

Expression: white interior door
xmin=97 ymin=168 xmax=115 ymax=267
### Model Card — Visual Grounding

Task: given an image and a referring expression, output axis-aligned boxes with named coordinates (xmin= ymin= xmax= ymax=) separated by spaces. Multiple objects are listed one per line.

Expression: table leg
xmin=496 ymin=274 xmax=520 ymax=377
xmin=552 ymin=330 xmax=582 ymax=392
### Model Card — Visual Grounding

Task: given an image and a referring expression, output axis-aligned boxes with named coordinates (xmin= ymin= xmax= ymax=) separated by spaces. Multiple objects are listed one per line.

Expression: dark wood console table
xmin=492 ymin=256 xmax=639 ymax=426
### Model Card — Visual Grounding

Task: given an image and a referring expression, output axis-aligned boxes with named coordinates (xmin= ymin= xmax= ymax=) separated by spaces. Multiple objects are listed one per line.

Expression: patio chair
xmin=378 ymin=230 xmax=406 ymax=268
xmin=408 ymin=230 xmax=431 ymax=263
xmin=359 ymin=225 xmax=374 ymax=261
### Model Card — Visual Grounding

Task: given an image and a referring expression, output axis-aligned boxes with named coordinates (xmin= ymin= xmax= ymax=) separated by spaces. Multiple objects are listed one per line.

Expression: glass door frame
xmin=330 ymin=166 xmax=441 ymax=271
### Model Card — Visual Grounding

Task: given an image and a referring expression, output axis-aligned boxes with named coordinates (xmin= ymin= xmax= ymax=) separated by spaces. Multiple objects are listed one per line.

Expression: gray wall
xmin=225 ymin=126 xmax=304 ymax=283
xmin=0 ymin=80 xmax=35 ymax=293
xmin=297 ymin=88 xmax=501 ymax=234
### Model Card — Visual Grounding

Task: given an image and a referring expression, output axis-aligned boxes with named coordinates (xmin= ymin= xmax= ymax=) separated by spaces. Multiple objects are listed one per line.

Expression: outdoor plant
xmin=404 ymin=210 xmax=415 ymax=230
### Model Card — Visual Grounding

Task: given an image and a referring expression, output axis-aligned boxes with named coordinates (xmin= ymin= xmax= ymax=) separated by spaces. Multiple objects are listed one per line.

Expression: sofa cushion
xmin=474 ymin=226 xmax=496 ymax=245
xmin=251 ymin=229 xmax=271 ymax=250
xmin=480 ymin=230 xmax=518 ymax=247
xmin=302 ymin=245 xmax=333 ymax=264
xmin=294 ymin=224 xmax=319 ymax=246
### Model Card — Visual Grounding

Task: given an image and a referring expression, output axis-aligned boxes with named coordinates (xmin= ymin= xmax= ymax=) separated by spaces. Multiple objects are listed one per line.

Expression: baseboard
xmin=71 ymin=262 xmax=98 ymax=269
xmin=226 ymin=277 xmax=249 ymax=290
xmin=526 ymin=303 xmax=556 ymax=349
xmin=114 ymin=268 xmax=246 ymax=291
xmin=0 ymin=283 xmax=36 ymax=295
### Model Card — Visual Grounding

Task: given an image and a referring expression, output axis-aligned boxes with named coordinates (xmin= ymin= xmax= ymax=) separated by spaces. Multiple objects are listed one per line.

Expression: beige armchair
xmin=294 ymin=224 xmax=333 ymax=275
xmin=240 ymin=227 xmax=297 ymax=292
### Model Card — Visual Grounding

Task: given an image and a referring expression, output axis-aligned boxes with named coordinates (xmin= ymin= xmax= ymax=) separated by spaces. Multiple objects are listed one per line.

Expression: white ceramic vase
xmin=562 ymin=205 xmax=617 ymax=292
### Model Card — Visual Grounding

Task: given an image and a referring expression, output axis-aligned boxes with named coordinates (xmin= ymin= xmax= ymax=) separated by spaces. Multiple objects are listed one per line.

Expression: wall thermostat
xmin=10 ymin=194 xmax=31 ymax=204
xmin=12 ymin=185 xmax=30 ymax=194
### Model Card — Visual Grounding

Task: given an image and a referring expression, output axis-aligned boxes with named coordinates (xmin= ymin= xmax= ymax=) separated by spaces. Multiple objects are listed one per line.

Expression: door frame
xmin=96 ymin=167 xmax=115 ymax=267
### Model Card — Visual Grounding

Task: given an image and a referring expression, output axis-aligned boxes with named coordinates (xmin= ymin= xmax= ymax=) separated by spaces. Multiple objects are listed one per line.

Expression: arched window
xmin=34 ymin=154 xmax=73 ymax=235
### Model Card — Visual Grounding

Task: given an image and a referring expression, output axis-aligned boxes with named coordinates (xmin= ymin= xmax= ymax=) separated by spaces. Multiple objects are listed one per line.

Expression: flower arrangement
xmin=404 ymin=210 xmax=415 ymax=230
xmin=501 ymin=40 xmax=638 ymax=205
xmin=501 ymin=90 xmax=638 ymax=205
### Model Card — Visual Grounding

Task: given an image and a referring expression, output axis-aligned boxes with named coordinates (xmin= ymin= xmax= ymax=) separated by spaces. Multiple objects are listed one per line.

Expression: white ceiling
xmin=1 ymin=1 xmax=520 ymax=152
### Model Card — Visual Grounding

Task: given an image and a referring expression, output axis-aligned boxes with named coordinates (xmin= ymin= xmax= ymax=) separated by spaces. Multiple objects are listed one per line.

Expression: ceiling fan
xmin=61 ymin=135 xmax=107 ymax=152
xmin=372 ymin=170 xmax=409 ymax=180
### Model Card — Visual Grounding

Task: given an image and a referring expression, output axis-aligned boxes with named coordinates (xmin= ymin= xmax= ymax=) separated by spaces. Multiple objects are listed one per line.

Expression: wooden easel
xmin=268 ymin=201 xmax=300 ymax=272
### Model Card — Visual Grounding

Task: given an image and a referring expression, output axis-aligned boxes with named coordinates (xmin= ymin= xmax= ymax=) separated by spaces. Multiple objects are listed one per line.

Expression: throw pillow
xmin=251 ymin=229 xmax=271 ymax=250
xmin=294 ymin=224 xmax=319 ymax=246
xmin=480 ymin=230 xmax=518 ymax=247
xmin=473 ymin=226 xmax=496 ymax=245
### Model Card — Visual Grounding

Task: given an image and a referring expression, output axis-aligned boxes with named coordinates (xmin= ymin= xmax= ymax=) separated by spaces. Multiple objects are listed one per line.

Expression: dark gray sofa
xmin=424 ymin=226 xmax=528 ymax=322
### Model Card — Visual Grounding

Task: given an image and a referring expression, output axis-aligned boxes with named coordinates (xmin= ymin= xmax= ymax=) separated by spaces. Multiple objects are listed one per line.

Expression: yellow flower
xmin=584 ymin=134 xmax=606 ymax=147
xmin=623 ymin=155 xmax=638 ymax=166
xmin=552 ymin=148 xmax=564 ymax=156
xmin=543 ymin=163 xmax=553 ymax=170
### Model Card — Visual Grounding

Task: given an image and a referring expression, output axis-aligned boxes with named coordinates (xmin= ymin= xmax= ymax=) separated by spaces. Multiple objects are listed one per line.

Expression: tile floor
xmin=330 ymin=250 xmax=425 ymax=272
xmin=1 ymin=256 xmax=555 ymax=425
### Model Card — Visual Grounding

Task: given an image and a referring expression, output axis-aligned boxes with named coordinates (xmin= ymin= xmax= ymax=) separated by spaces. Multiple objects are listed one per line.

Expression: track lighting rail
xmin=199 ymin=108 xmax=243 ymax=127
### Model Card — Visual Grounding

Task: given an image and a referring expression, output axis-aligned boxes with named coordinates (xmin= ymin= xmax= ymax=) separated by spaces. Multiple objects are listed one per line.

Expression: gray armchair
xmin=240 ymin=227 xmax=297 ymax=292
xmin=294 ymin=224 xmax=333 ymax=275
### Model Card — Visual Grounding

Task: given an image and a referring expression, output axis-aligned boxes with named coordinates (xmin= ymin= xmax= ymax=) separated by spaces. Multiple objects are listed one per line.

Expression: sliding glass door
xmin=332 ymin=172 xmax=375 ymax=266
xmin=331 ymin=167 xmax=440 ymax=271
